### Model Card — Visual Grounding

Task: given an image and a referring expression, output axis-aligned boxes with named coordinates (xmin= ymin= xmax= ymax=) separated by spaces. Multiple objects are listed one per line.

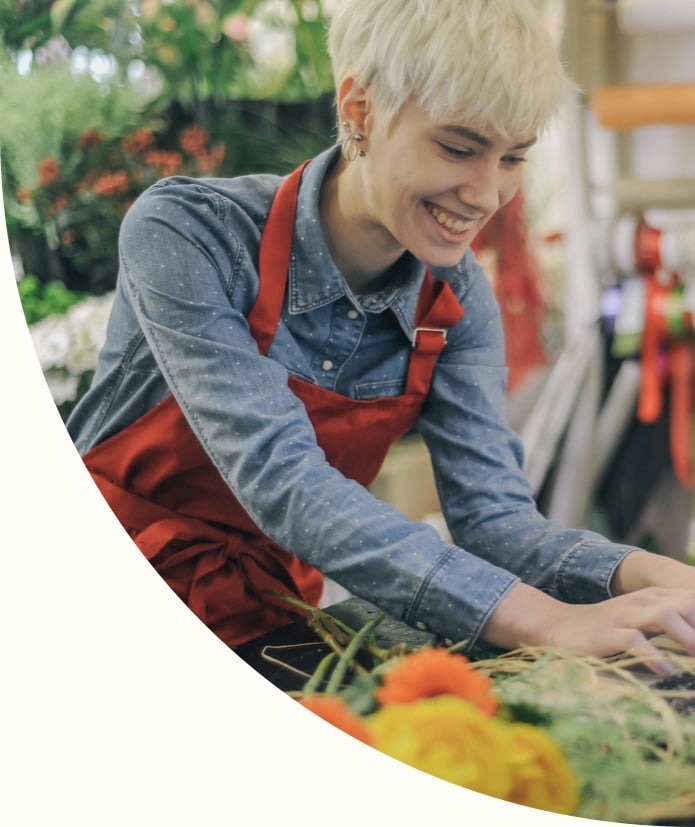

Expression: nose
xmin=456 ymin=160 xmax=503 ymax=217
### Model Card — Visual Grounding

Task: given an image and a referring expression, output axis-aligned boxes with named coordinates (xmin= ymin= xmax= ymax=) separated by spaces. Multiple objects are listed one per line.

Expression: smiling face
xmin=323 ymin=86 xmax=537 ymax=290
xmin=358 ymin=97 xmax=535 ymax=269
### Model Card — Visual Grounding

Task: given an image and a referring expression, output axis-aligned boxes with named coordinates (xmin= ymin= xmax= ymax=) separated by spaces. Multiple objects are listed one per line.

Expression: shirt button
xmin=347 ymin=309 xmax=359 ymax=320
xmin=321 ymin=359 xmax=334 ymax=371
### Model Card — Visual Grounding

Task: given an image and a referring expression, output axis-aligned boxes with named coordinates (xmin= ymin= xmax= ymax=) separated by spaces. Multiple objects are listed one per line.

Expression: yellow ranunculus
xmin=367 ymin=695 xmax=513 ymax=799
xmin=507 ymin=722 xmax=581 ymax=814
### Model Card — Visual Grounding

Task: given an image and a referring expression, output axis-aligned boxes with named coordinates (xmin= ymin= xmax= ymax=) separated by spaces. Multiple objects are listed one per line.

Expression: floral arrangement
xmin=17 ymin=123 xmax=226 ymax=294
xmin=27 ymin=288 xmax=114 ymax=420
xmin=269 ymin=598 xmax=695 ymax=824
xmin=300 ymin=646 xmax=579 ymax=814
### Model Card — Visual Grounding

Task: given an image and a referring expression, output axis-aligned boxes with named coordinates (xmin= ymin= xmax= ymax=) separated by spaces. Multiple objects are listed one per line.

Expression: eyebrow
xmin=441 ymin=125 xmax=537 ymax=151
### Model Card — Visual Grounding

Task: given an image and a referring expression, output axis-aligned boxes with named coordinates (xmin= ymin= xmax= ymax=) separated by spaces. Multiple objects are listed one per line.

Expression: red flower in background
xmin=78 ymin=129 xmax=103 ymax=151
xmin=92 ymin=170 xmax=130 ymax=197
xmin=48 ymin=193 xmax=69 ymax=215
xmin=179 ymin=124 xmax=209 ymax=157
xmin=142 ymin=149 xmax=184 ymax=177
xmin=25 ymin=122 xmax=226 ymax=292
xmin=123 ymin=128 xmax=155 ymax=156
xmin=37 ymin=157 xmax=60 ymax=186
xmin=196 ymin=144 xmax=226 ymax=175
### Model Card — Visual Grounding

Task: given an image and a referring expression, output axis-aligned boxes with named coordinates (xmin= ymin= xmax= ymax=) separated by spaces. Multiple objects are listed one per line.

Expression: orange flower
xmin=37 ymin=157 xmax=60 ymax=186
xmin=51 ymin=193 xmax=69 ymax=212
xmin=298 ymin=695 xmax=374 ymax=746
xmin=143 ymin=149 xmax=184 ymax=177
xmin=179 ymin=124 xmax=209 ymax=157
xmin=196 ymin=145 xmax=226 ymax=175
xmin=374 ymin=647 xmax=499 ymax=715
xmin=123 ymin=128 xmax=155 ymax=156
xmin=78 ymin=129 xmax=102 ymax=150
xmin=92 ymin=170 xmax=130 ymax=197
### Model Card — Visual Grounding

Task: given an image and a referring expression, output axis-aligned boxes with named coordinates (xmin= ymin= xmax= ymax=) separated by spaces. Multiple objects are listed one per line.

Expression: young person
xmin=68 ymin=0 xmax=695 ymax=675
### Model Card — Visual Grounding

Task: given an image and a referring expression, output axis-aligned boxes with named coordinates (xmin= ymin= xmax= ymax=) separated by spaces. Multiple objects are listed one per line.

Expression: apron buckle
xmin=412 ymin=326 xmax=447 ymax=348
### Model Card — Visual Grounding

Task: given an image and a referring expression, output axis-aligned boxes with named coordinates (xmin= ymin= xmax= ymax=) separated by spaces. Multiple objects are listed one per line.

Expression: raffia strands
xmin=470 ymin=640 xmax=695 ymax=824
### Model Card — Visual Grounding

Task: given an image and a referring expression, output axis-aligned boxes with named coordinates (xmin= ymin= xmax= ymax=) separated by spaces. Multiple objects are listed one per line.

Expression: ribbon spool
xmin=605 ymin=215 xmax=694 ymax=486
xmin=609 ymin=215 xmax=695 ymax=277
xmin=636 ymin=274 xmax=693 ymax=487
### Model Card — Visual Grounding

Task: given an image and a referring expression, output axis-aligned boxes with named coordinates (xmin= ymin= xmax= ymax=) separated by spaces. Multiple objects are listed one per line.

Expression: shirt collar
xmin=289 ymin=145 xmax=427 ymax=339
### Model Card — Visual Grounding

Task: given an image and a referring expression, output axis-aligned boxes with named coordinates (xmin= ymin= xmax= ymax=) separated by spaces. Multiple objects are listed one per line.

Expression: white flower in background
xmin=30 ymin=292 xmax=114 ymax=407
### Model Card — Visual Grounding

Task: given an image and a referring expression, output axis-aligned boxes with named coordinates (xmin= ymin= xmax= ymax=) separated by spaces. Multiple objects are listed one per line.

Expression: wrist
xmin=610 ymin=548 xmax=684 ymax=595
xmin=480 ymin=581 xmax=566 ymax=650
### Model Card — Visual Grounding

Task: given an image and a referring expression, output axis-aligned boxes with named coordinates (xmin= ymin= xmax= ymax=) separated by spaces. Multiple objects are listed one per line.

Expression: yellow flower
xmin=507 ymin=722 xmax=581 ymax=814
xmin=367 ymin=695 xmax=513 ymax=799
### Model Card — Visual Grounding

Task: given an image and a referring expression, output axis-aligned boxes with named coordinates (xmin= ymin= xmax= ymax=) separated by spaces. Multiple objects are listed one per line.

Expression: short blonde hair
xmin=327 ymin=0 xmax=573 ymax=140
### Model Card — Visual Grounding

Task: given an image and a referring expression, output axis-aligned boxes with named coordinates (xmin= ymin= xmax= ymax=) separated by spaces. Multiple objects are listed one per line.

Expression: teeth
xmin=428 ymin=204 xmax=469 ymax=234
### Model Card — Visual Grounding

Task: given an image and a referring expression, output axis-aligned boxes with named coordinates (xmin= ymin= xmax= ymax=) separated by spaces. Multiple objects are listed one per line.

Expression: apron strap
xmin=406 ymin=274 xmax=465 ymax=397
xmin=248 ymin=161 xmax=309 ymax=356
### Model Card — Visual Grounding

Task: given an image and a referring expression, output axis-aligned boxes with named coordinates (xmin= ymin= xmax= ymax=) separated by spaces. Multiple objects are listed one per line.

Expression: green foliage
xmin=0 ymin=1 xmax=335 ymax=106
xmin=0 ymin=0 xmax=134 ymax=54
xmin=0 ymin=55 xmax=158 ymax=234
xmin=488 ymin=648 xmax=695 ymax=824
xmin=1 ymin=0 xmax=337 ymax=292
xmin=17 ymin=274 xmax=87 ymax=324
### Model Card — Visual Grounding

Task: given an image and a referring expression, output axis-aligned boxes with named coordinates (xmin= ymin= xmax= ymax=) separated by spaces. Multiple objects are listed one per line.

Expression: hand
xmin=481 ymin=576 xmax=695 ymax=676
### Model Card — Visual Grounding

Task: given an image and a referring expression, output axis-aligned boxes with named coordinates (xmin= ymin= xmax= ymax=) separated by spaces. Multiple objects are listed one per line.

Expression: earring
xmin=341 ymin=132 xmax=366 ymax=162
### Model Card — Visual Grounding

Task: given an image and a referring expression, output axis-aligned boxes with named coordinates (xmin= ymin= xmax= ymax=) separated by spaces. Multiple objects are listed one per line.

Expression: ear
xmin=337 ymin=76 xmax=371 ymax=135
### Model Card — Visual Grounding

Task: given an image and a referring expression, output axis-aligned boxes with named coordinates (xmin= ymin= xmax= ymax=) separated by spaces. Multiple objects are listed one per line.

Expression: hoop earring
xmin=341 ymin=133 xmax=366 ymax=162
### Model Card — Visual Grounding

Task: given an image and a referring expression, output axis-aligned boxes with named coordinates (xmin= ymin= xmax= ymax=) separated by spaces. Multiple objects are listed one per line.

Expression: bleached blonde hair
xmin=327 ymin=0 xmax=574 ymax=140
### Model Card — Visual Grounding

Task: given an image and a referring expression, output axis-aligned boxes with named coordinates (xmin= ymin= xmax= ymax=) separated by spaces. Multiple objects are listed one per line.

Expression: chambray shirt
xmin=67 ymin=145 xmax=635 ymax=649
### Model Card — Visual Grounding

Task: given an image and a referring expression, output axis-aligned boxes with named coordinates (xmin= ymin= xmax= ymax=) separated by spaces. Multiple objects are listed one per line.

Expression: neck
xmin=319 ymin=156 xmax=402 ymax=294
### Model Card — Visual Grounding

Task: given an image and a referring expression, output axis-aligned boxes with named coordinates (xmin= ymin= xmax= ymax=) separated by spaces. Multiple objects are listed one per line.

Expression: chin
xmin=419 ymin=244 xmax=472 ymax=269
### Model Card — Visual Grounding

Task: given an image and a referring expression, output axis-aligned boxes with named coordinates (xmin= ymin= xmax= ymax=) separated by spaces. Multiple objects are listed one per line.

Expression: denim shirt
xmin=67 ymin=145 xmax=634 ymax=649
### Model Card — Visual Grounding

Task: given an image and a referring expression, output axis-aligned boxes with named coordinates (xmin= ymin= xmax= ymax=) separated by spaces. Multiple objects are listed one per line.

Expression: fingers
xmin=654 ymin=605 xmax=695 ymax=657
xmin=610 ymin=589 xmax=695 ymax=675
xmin=619 ymin=631 xmax=678 ymax=677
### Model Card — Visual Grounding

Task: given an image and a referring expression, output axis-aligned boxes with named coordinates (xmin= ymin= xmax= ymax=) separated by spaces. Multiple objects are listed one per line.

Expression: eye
xmin=502 ymin=154 xmax=528 ymax=166
xmin=438 ymin=143 xmax=474 ymax=159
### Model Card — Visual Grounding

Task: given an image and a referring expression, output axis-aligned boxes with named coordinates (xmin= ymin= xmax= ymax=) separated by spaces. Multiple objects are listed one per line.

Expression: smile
xmin=425 ymin=203 xmax=474 ymax=235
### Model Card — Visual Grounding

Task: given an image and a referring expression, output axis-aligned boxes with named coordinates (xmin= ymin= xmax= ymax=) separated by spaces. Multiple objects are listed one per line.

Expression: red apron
xmin=82 ymin=161 xmax=464 ymax=647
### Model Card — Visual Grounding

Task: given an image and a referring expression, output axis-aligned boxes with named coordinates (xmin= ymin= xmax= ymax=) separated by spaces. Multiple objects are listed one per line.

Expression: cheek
xmin=499 ymin=173 xmax=523 ymax=209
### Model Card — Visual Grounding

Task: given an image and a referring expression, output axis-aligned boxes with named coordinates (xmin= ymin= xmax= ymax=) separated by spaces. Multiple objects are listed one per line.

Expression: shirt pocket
xmin=354 ymin=377 xmax=404 ymax=400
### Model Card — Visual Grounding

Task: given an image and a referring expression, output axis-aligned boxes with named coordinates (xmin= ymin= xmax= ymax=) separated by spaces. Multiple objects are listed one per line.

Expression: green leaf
xmin=50 ymin=0 xmax=82 ymax=34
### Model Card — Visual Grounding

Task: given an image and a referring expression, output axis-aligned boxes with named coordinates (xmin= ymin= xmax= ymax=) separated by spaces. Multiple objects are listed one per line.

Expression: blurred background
xmin=2 ymin=0 xmax=694 ymax=561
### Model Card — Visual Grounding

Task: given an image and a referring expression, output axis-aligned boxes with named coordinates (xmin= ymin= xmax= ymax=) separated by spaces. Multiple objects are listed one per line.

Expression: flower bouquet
xmin=265 ymin=597 xmax=695 ymax=824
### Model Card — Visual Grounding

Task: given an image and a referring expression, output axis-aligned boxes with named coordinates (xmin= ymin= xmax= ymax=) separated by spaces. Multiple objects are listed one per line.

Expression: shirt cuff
xmin=554 ymin=540 xmax=637 ymax=602
xmin=404 ymin=545 xmax=520 ymax=650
